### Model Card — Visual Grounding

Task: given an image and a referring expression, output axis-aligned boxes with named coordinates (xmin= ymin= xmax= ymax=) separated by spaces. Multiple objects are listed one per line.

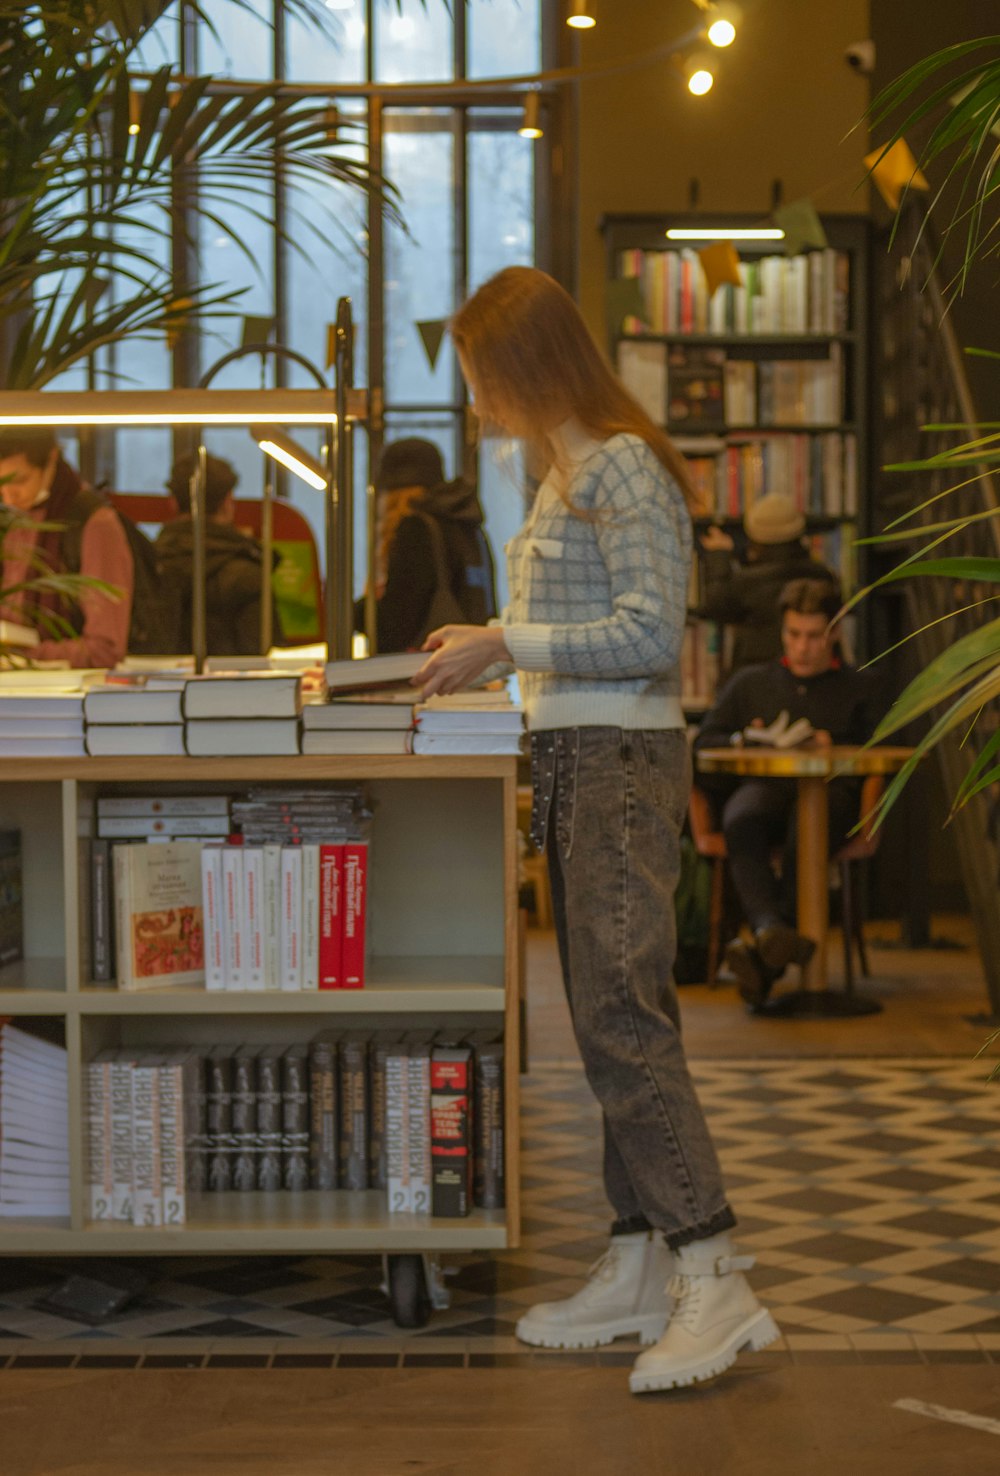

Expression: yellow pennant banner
xmin=864 ymin=139 xmax=930 ymax=211
xmin=697 ymin=242 xmax=742 ymax=297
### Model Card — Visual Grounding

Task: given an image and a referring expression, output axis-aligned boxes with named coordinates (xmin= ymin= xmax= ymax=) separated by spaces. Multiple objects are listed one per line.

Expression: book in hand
xmin=323 ymin=651 xmax=425 ymax=693
xmin=742 ymin=711 xmax=815 ymax=749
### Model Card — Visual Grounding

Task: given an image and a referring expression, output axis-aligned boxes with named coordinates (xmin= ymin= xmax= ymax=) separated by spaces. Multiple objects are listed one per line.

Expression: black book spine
xmin=431 ymin=1048 xmax=473 ymax=1218
xmin=473 ymin=1041 xmax=505 ymax=1210
xmin=368 ymin=1034 xmax=393 ymax=1191
xmin=182 ymin=1052 xmax=207 ymax=1196
xmin=206 ymin=1051 xmax=234 ymax=1193
xmin=308 ymin=1039 xmax=338 ymax=1189
xmin=231 ymin=1049 xmax=257 ymax=1192
xmin=281 ymin=1045 xmax=310 ymax=1191
xmin=90 ymin=838 xmax=111 ymax=982
xmin=339 ymin=1036 xmax=369 ymax=1190
xmin=256 ymin=1050 xmax=283 ymax=1191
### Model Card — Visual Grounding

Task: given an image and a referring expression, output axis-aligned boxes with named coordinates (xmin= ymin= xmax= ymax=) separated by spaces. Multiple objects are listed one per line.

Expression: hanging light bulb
xmin=518 ymin=93 xmax=543 ymax=140
xmin=128 ymin=89 xmax=142 ymax=136
xmin=707 ymin=2 xmax=741 ymax=48
xmin=567 ymin=2 xmax=596 ymax=29
xmin=685 ymin=54 xmax=715 ymax=96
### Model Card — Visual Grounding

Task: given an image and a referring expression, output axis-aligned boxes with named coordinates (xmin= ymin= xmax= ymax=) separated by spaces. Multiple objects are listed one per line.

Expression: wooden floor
xmin=5 ymin=915 xmax=999 ymax=1476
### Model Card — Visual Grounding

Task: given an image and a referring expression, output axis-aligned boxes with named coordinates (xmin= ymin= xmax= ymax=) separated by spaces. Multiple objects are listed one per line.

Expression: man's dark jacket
xmin=695 ymin=657 xmax=882 ymax=754
xmin=696 ymin=541 xmax=838 ymax=672
xmin=155 ymin=519 xmax=282 ymax=657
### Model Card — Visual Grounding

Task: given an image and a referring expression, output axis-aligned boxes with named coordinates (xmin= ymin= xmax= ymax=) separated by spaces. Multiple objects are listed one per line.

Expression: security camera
xmin=844 ymin=40 xmax=876 ymax=74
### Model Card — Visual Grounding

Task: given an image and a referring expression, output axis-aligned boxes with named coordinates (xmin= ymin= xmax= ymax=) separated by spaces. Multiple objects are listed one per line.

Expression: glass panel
xmin=468 ymin=115 xmax=534 ymax=291
xmin=112 ymin=429 xmax=174 ymax=495
xmin=198 ymin=0 xmax=273 ymax=79
xmin=285 ymin=0 xmax=366 ymax=83
xmin=477 ymin=439 xmax=526 ymax=612
xmin=131 ymin=9 xmax=180 ymax=69
xmin=197 ymin=192 xmax=276 ymax=375
xmin=468 ymin=0 xmax=541 ymax=79
xmin=384 ymin=112 xmax=457 ymax=407
xmin=375 ymin=0 xmax=453 ymax=83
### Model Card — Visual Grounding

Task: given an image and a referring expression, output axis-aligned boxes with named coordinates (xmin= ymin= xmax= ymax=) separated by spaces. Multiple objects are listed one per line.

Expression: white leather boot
xmin=629 ymin=1231 xmax=779 ymax=1393
xmin=516 ymin=1230 xmax=674 ymax=1350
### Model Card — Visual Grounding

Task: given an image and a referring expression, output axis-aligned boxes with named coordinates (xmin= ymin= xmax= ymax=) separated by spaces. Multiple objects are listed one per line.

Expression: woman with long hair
xmin=415 ymin=266 xmax=777 ymax=1395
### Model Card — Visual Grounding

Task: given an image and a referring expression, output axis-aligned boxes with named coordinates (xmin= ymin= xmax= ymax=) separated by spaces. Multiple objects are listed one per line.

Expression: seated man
xmin=157 ymin=453 xmax=283 ymax=657
xmin=0 ymin=430 xmax=134 ymax=667
xmin=694 ymin=578 xmax=882 ymax=1008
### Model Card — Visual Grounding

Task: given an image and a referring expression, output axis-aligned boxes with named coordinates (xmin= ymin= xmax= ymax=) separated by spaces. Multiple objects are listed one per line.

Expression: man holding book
xmin=694 ymin=578 xmax=882 ymax=1007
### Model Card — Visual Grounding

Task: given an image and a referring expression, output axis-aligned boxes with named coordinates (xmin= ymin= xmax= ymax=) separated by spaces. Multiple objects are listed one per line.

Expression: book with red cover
xmin=341 ymin=842 xmax=368 ymax=989
xmin=318 ymin=843 xmax=344 ymax=990
xmin=430 ymin=1047 xmax=473 ymax=1217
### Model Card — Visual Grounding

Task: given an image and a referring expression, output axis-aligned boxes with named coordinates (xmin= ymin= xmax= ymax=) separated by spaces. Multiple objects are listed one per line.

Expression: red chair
xmin=109 ymin=492 xmax=324 ymax=644
xmin=687 ymin=775 xmax=886 ymax=995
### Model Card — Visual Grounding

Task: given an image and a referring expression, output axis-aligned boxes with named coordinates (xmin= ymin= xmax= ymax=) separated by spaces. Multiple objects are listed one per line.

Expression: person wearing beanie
xmin=156 ymin=452 xmax=283 ymax=656
xmin=695 ymin=491 xmax=838 ymax=674
xmin=355 ymin=437 xmax=497 ymax=653
xmin=694 ymin=578 xmax=884 ymax=1009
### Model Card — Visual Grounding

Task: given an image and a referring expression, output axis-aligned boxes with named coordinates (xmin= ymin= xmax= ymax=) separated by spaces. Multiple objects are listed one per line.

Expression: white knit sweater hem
xmin=524 ymin=691 xmax=686 ymax=732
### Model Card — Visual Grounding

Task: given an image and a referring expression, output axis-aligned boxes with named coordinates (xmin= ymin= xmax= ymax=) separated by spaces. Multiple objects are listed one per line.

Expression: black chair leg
xmin=840 ymin=860 xmax=855 ymax=998
xmin=853 ymin=869 xmax=871 ymax=978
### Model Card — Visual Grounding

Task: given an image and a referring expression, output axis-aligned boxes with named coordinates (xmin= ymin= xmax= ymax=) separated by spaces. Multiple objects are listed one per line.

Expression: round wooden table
xmin=694 ymin=745 xmax=914 ymax=1015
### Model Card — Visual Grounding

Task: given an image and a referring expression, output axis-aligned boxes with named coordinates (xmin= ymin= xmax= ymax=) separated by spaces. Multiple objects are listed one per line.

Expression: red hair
xmin=451 ymin=267 xmax=699 ymax=512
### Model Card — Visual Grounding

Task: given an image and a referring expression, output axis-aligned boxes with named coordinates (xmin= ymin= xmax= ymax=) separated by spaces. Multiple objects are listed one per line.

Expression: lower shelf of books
xmin=71 ymin=1195 xmax=510 ymax=1252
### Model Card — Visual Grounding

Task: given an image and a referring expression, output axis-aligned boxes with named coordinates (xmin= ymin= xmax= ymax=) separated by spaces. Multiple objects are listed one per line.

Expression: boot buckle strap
xmin=678 ymin=1252 xmax=756 ymax=1277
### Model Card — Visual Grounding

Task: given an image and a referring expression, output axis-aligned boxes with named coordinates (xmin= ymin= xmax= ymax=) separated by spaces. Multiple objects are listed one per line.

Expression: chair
xmin=687 ymin=774 xmax=886 ymax=993
xmin=109 ymin=492 xmax=324 ymax=643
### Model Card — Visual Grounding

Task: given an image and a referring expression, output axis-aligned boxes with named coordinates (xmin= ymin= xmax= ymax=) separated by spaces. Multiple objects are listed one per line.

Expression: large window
xmin=107 ymin=0 xmax=545 ymax=613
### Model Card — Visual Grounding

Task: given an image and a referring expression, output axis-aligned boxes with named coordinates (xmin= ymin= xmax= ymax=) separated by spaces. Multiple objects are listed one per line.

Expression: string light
xmin=707 ymin=2 xmax=741 ymax=48
xmin=567 ymin=2 xmax=596 ymax=29
xmin=128 ymin=90 xmax=142 ymax=136
xmin=685 ymin=54 xmax=715 ymax=95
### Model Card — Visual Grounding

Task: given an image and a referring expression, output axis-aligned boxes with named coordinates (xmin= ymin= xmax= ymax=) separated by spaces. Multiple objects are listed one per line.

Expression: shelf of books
xmin=0 ymin=757 xmax=519 ymax=1253
xmin=602 ymin=212 xmax=871 ymax=707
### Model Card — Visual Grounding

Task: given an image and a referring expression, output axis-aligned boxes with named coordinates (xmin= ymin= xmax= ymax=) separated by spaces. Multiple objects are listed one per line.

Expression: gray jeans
xmin=532 ymin=726 xmax=736 ymax=1251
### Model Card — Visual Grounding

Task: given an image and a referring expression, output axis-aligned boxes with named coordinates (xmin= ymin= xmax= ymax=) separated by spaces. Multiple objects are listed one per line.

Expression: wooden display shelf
xmin=0 ymin=755 xmax=515 ymax=782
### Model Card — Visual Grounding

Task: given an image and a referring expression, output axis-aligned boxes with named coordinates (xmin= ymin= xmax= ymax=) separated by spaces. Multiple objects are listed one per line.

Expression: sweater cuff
xmin=503 ymin=623 xmax=554 ymax=672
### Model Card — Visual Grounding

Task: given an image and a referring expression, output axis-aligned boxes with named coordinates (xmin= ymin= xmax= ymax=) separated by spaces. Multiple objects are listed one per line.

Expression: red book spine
xmin=318 ymin=844 xmax=344 ymax=990
xmin=341 ymin=841 xmax=368 ymax=989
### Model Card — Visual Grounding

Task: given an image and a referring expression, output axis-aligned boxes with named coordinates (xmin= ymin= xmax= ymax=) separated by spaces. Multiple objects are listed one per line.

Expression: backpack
xmin=59 ymin=488 xmax=181 ymax=656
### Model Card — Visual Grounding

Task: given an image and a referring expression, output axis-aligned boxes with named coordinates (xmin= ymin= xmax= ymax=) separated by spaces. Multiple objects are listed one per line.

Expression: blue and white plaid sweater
xmin=502 ymin=428 xmax=691 ymax=732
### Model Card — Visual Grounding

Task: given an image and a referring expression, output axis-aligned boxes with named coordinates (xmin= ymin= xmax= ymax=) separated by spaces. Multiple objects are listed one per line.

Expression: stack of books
xmin=411 ymin=691 xmax=524 ymax=755
xmin=184 ymin=673 xmax=303 ymax=756
xmin=82 ymin=1029 xmax=504 ymax=1220
xmin=301 ymin=690 xmax=416 ymax=755
xmin=0 ymin=1022 xmax=70 ymax=1218
xmin=0 ymin=671 xmax=93 ymax=756
xmin=84 ymin=679 xmax=186 ymax=756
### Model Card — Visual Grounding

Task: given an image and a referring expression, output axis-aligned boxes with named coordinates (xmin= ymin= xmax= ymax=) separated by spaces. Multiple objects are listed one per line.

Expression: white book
xmin=86 ymin=724 xmax=186 ymax=757
xmin=183 ymin=673 xmax=302 ymax=720
xmin=385 ymin=1048 xmax=410 ymax=1213
xmin=323 ymin=651 xmax=424 ymax=692
xmin=409 ymin=733 xmax=522 ymax=755
xmin=243 ymin=846 xmax=266 ymax=991
xmin=84 ymin=1059 xmax=113 ymax=1222
xmin=185 ymin=718 xmax=300 ymax=756
xmin=407 ymin=1043 xmax=432 ymax=1216
xmin=200 ymin=846 xmax=226 ymax=991
xmin=84 ymin=687 xmax=185 ymax=724
xmin=280 ymin=846 xmax=303 ymax=992
xmin=0 ymin=717 xmax=84 ymax=739
xmin=302 ymin=730 xmax=410 ymax=756
xmin=0 ymin=693 xmax=84 ymax=718
xmin=0 ymin=734 xmax=86 ymax=756
xmin=114 ymin=841 xmax=205 ymax=990
xmin=220 ymin=846 xmax=245 ymax=990
xmin=98 ymin=814 xmax=230 ymax=839
xmin=158 ymin=1059 xmax=186 ymax=1226
xmin=415 ymin=707 xmax=523 ymax=734
xmin=0 ymin=618 xmax=39 ymax=647
xmin=113 ymin=843 xmax=130 ymax=988
xmin=0 ymin=1023 xmax=71 ymax=1067
xmin=302 ymin=699 xmax=414 ymax=731
xmin=262 ymin=845 xmax=283 ymax=990
xmin=0 ymin=668 xmax=102 ymax=689
xmin=131 ymin=1062 xmax=162 ymax=1228
xmin=98 ymin=795 xmax=230 ymax=818
xmin=109 ymin=1055 xmax=135 ymax=1221
xmin=300 ymin=843 xmax=320 ymax=991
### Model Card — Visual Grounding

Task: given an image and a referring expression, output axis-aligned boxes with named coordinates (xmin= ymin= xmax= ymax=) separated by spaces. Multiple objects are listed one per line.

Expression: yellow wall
xmin=574 ymin=0 xmax=872 ymax=335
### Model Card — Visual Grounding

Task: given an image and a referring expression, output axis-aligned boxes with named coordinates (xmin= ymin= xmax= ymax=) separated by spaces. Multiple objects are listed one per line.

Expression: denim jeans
xmin=532 ymin=726 xmax=737 ymax=1251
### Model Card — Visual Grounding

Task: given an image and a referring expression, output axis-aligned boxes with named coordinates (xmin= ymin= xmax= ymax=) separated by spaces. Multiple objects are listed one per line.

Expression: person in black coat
xmin=696 ymin=492 xmax=839 ymax=674
xmin=156 ymin=453 xmax=283 ymax=657
xmin=356 ymin=438 xmax=497 ymax=653
xmin=694 ymin=577 xmax=883 ymax=1009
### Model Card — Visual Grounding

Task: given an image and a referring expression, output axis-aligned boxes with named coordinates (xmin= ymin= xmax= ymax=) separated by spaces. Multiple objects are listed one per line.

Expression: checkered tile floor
xmin=2 ymin=1058 xmax=1000 ymax=1367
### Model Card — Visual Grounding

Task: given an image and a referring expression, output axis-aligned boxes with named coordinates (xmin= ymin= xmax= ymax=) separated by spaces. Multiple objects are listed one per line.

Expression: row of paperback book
xmin=91 ymin=788 xmax=372 ymax=991
xmin=679 ymin=431 xmax=858 ymax=521
xmin=619 ymin=342 xmax=845 ymax=432
xmin=616 ymin=247 xmax=851 ymax=337
xmin=85 ymin=1030 xmax=504 ymax=1225
xmin=0 ymin=1022 xmax=69 ymax=1218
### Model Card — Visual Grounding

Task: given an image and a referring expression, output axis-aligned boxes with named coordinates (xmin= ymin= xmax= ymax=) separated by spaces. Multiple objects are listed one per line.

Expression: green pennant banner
xmin=241 ymin=315 xmax=275 ymax=348
xmin=772 ymin=198 xmax=828 ymax=256
xmin=416 ymin=319 xmax=448 ymax=371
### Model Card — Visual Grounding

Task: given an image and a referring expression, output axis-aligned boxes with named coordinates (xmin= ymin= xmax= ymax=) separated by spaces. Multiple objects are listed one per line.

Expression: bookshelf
xmin=602 ymin=212 xmax=872 ymax=706
xmin=0 ymin=757 xmax=520 ymax=1258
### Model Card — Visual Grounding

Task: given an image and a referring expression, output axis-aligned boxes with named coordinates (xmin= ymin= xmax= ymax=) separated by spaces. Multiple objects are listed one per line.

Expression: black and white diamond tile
xmin=1 ymin=1058 xmax=999 ymax=1363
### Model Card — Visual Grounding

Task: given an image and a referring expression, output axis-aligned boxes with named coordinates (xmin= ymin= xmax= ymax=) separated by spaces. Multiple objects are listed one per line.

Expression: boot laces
xmin=668 ymin=1273 xmax=704 ymax=1330
xmin=581 ymin=1243 xmax=623 ymax=1296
